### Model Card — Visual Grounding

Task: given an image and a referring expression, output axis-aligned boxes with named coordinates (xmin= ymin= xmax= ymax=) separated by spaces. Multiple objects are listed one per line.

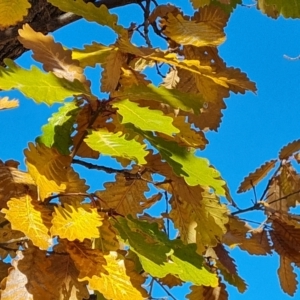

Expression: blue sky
xmin=1 ymin=1 xmax=300 ymax=299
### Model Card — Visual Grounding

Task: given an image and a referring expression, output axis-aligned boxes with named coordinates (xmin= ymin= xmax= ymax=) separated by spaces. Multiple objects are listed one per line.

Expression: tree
xmin=0 ymin=0 xmax=299 ymax=299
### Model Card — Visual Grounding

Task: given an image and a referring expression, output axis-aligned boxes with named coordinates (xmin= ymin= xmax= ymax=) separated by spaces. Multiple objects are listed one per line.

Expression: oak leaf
xmin=51 ymin=203 xmax=102 ymax=241
xmin=0 ymin=59 xmax=90 ymax=105
xmin=18 ymin=24 xmax=87 ymax=84
xmin=24 ymin=143 xmax=88 ymax=201
xmin=237 ymin=159 xmax=277 ymax=193
xmin=0 ymin=0 xmax=30 ymax=29
xmin=278 ymin=255 xmax=298 ymax=296
xmin=279 ymin=139 xmax=300 ymax=160
xmin=2 ymin=195 xmax=52 ymax=250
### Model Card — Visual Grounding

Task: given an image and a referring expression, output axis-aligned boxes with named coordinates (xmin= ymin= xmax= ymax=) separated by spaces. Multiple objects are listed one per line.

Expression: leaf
xmin=278 ymin=256 xmax=298 ymax=296
xmin=0 ymin=59 xmax=90 ymax=105
xmin=279 ymin=139 xmax=300 ymax=160
xmin=141 ymin=131 xmax=225 ymax=195
xmin=46 ymin=251 xmax=90 ymax=299
xmin=159 ymin=274 xmax=183 ymax=288
xmin=187 ymin=281 xmax=229 ymax=300
xmin=0 ymin=160 xmax=36 ymax=208
xmin=85 ymin=128 xmax=148 ymax=165
xmin=48 ymin=0 xmax=125 ymax=35
xmin=113 ymin=99 xmax=179 ymax=137
xmin=237 ymin=159 xmax=277 ymax=193
xmin=18 ymin=24 xmax=87 ymax=84
xmin=114 ymin=83 xmax=204 ymax=114
xmin=160 ymin=8 xmax=227 ymax=47
xmin=101 ymin=49 xmax=126 ymax=93
xmin=2 ymin=195 xmax=52 ymax=250
xmin=112 ymin=216 xmax=219 ymax=287
xmin=0 ymin=226 xmax=25 ymax=259
xmin=80 ymin=252 xmax=148 ymax=300
xmin=0 ymin=97 xmax=19 ymax=111
xmin=51 ymin=203 xmax=102 ymax=241
xmin=0 ymin=0 xmax=31 ymax=29
xmin=258 ymin=0 xmax=300 ymax=19
xmin=37 ymin=101 xmax=80 ymax=155
xmin=95 ymin=167 xmax=152 ymax=217
xmin=0 ymin=261 xmax=10 ymax=282
xmin=64 ymin=240 xmax=107 ymax=279
xmin=24 ymin=143 xmax=88 ymax=201
xmin=72 ymin=42 xmax=113 ymax=67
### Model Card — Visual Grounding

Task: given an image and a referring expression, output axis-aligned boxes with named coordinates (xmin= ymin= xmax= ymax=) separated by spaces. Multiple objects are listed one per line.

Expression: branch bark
xmin=0 ymin=0 xmax=144 ymax=65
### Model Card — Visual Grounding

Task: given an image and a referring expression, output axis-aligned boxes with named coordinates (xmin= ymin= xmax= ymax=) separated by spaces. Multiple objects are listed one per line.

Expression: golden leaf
xmin=265 ymin=177 xmax=287 ymax=213
xmin=2 ymin=195 xmax=52 ymax=250
xmin=160 ymin=10 xmax=226 ymax=47
xmin=187 ymin=281 xmax=229 ymax=300
xmin=278 ymin=255 xmax=298 ymax=296
xmin=279 ymin=139 xmax=300 ymax=159
xmin=46 ymin=251 xmax=90 ymax=299
xmin=24 ymin=143 xmax=88 ymax=201
xmin=80 ymin=252 xmax=148 ymax=300
xmin=0 ymin=97 xmax=19 ymax=111
xmin=237 ymin=159 xmax=277 ymax=193
xmin=0 ymin=160 xmax=36 ymax=208
xmin=18 ymin=24 xmax=87 ymax=84
xmin=95 ymin=166 xmax=152 ymax=216
xmin=65 ymin=240 xmax=107 ymax=279
xmin=0 ymin=0 xmax=31 ymax=29
xmin=51 ymin=203 xmax=102 ymax=241
xmin=101 ymin=49 xmax=126 ymax=93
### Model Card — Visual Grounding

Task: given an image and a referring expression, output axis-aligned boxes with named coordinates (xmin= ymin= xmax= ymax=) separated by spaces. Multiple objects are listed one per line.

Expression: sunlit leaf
xmin=0 ymin=97 xmax=19 ymax=111
xmin=2 ymin=195 xmax=52 ymax=250
xmin=113 ymin=216 xmax=218 ymax=287
xmin=85 ymin=128 xmax=148 ymax=165
xmin=0 ymin=59 xmax=90 ymax=105
xmin=279 ymin=139 xmax=300 ymax=160
xmin=278 ymin=255 xmax=298 ymax=296
xmin=0 ymin=0 xmax=30 ymax=29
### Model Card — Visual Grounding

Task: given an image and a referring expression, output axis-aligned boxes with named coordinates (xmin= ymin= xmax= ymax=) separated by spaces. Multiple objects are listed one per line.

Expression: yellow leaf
xmin=0 ymin=97 xmax=19 ymax=111
xmin=81 ymin=252 xmax=148 ymax=300
xmin=24 ymin=143 xmax=88 ymax=201
xmin=101 ymin=49 xmax=126 ymax=93
xmin=278 ymin=255 xmax=298 ymax=296
xmin=237 ymin=159 xmax=277 ymax=193
xmin=160 ymin=9 xmax=226 ymax=47
xmin=0 ymin=159 xmax=36 ymax=208
xmin=2 ymin=195 xmax=52 ymax=250
xmin=65 ymin=240 xmax=107 ymax=278
xmin=0 ymin=0 xmax=31 ymax=29
xmin=51 ymin=203 xmax=102 ymax=241
xmin=18 ymin=24 xmax=87 ymax=84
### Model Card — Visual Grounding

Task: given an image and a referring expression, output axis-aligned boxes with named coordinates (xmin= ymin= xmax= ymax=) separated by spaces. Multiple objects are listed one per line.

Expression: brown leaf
xmin=238 ymin=159 xmax=277 ymax=193
xmin=278 ymin=255 xmax=298 ymax=296
xmin=214 ymin=244 xmax=237 ymax=275
xmin=159 ymin=274 xmax=183 ymax=288
xmin=187 ymin=281 xmax=229 ymax=300
xmin=279 ymin=139 xmax=300 ymax=160
xmin=18 ymin=24 xmax=87 ymax=84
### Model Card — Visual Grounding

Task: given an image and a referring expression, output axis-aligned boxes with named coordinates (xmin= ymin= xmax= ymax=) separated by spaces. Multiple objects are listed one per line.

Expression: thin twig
xmin=259 ymin=163 xmax=280 ymax=201
xmin=267 ymin=188 xmax=300 ymax=205
xmin=231 ymin=202 xmax=263 ymax=216
xmin=164 ymin=191 xmax=170 ymax=238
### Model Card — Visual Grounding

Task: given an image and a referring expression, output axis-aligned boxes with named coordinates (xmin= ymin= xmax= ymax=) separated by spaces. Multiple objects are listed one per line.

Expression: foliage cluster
xmin=0 ymin=0 xmax=300 ymax=299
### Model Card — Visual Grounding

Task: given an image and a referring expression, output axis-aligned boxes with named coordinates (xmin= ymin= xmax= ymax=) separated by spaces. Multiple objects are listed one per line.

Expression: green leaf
xmin=37 ymin=101 xmax=80 ymax=155
xmin=113 ymin=99 xmax=179 ymax=137
xmin=112 ymin=216 xmax=218 ymax=287
xmin=134 ymin=127 xmax=225 ymax=195
xmin=258 ymin=0 xmax=300 ymax=19
xmin=0 ymin=59 xmax=90 ymax=105
xmin=114 ymin=84 xmax=203 ymax=114
xmin=85 ymin=128 xmax=148 ymax=164
xmin=48 ymin=0 xmax=125 ymax=35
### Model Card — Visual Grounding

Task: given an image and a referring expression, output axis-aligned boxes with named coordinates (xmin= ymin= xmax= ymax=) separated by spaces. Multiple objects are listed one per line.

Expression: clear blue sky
xmin=1 ymin=1 xmax=300 ymax=299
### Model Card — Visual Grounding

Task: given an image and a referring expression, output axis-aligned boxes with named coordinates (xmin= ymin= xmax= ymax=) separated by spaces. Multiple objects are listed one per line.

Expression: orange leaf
xmin=278 ymin=255 xmax=298 ymax=296
xmin=279 ymin=139 xmax=300 ymax=160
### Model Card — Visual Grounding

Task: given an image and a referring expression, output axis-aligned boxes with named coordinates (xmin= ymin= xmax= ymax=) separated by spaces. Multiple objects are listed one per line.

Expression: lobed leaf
xmin=237 ymin=159 xmax=277 ymax=193
xmin=278 ymin=255 xmax=298 ymax=296
xmin=0 ymin=59 xmax=90 ymax=105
